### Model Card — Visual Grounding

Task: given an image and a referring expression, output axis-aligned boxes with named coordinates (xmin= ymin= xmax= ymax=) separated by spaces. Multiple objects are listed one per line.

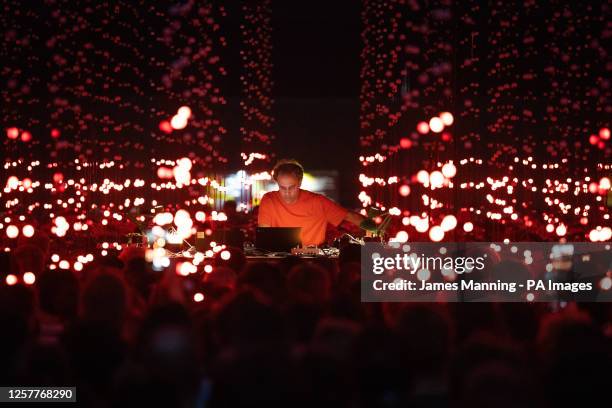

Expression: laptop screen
xmin=255 ymin=227 xmax=302 ymax=253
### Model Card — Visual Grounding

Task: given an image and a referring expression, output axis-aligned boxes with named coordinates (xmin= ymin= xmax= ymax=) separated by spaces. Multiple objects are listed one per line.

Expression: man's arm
xmin=321 ymin=197 xmax=368 ymax=231
xmin=343 ymin=211 xmax=376 ymax=237
xmin=343 ymin=211 xmax=366 ymax=227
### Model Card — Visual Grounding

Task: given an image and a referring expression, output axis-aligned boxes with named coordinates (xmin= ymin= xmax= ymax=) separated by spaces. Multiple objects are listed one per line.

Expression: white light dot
xmin=441 ymin=215 xmax=457 ymax=231
xmin=429 ymin=226 xmax=444 ymax=242
xmin=23 ymin=272 xmax=36 ymax=285
xmin=429 ymin=117 xmax=444 ymax=133
xmin=394 ymin=231 xmax=409 ymax=243
xmin=178 ymin=106 xmax=192 ymax=119
xmin=22 ymin=225 xmax=35 ymax=237
xmin=6 ymin=225 xmax=19 ymax=239
xmin=441 ymin=162 xmax=456 ymax=178
xmin=440 ymin=112 xmax=454 ymax=126
xmin=556 ymin=224 xmax=567 ymax=237
xmin=429 ymin=171 xmax=444 ymax=188
xmin=416 ymin=170 xmax=429 ymax=184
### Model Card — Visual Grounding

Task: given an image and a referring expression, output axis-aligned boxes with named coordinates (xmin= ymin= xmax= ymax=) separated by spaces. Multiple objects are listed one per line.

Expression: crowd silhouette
xmin=1 ymin=232 xmax=611 ymax=408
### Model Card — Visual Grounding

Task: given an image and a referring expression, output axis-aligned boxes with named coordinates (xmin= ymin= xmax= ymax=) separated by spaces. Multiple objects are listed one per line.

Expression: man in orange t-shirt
xmin=258 ymin=159 xmax=366 ymax=246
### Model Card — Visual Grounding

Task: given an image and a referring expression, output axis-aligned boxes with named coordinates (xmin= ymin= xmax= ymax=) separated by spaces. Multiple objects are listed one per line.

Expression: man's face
xmin=276 ymin=173 xmax=301 ymax=204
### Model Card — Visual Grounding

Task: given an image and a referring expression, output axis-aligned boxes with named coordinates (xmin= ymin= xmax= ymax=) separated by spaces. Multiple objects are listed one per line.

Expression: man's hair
xmin=272 ymin=159 xmax=304 ymax=181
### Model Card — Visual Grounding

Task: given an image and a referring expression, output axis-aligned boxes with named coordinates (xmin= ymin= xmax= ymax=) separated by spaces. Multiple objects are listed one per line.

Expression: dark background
xmin=221 ymin=0 xmax=362 ymax=205
xmin=271 ymin=0 xmax=361 ymax=206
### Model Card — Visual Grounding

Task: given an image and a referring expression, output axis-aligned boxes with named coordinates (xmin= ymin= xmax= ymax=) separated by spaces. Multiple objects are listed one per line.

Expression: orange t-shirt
xmin=258 ymin=189 xmax=348 ymax=246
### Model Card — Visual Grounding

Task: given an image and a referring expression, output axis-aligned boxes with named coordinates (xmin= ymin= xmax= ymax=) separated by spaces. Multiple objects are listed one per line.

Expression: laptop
xmin=255 ymin=227 xmax=302 ymax=253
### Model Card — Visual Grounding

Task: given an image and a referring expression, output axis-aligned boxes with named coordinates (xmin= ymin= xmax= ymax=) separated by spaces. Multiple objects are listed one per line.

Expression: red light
xmin=600 ymin=128 xmax=610 ymax=140
xmin=589 ymin=135 xmax=599 ymax=145
xmin=20 ymin=131 xmax=32 ymax=142
xmin=159 ymin=120 xmax=173 ymax=134
xmin=51 ymin=129 xmax=61 ymax=138
xmin=416 ymin=121 xmax=429 ymax=134
xmin=6 ymin=127 xmax=19 ymax=139
xmin=399 ymin=138 xmax=412 ymax=148
xmin=157 ymin=167 xmax=174 ymax=179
